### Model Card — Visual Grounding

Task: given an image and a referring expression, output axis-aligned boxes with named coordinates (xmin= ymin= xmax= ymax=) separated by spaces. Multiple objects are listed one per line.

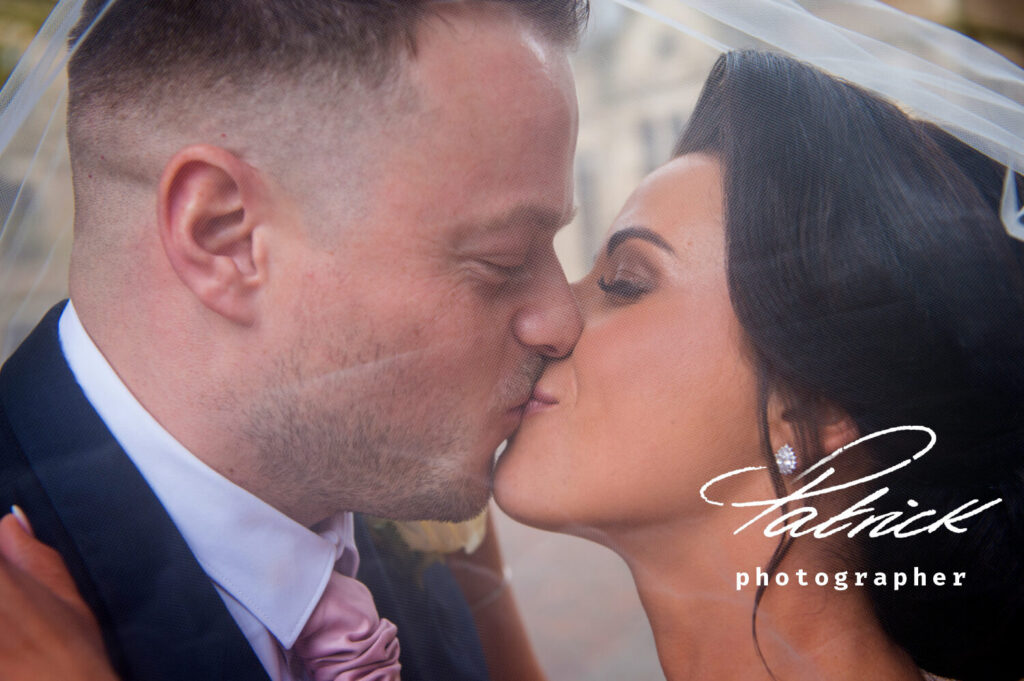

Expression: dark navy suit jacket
xmin=0 ymin=302 xmax=489 ymax=681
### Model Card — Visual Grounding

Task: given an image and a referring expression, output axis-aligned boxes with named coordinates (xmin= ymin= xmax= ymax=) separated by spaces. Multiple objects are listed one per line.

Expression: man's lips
xmin=523 ymin=387 xmax=558 ymax=415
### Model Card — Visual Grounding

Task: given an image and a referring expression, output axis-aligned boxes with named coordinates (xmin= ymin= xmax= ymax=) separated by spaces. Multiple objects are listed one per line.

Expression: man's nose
xmin=512 ymin=268 xmax=583 ymax=359
xmin=569 ymin=276 xmax=600 ymax=320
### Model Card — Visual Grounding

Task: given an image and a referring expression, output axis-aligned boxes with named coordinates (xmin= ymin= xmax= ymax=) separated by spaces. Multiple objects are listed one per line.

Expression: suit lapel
xmin=0 ymin=303 xmax=270 ymax=681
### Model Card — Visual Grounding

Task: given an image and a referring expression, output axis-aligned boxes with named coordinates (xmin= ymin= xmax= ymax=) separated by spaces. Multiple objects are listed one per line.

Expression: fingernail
xmin=10 ymin=505 xmax=33 ymax=536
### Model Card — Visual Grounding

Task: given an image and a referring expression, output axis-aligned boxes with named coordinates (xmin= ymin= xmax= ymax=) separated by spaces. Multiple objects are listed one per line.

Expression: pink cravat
xmin=290 ymin=572 xmax=401 ymax=681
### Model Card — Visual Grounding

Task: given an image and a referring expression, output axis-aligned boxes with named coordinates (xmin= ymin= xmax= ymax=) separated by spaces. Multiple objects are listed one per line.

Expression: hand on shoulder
xmin=0 ymin=509 xmax=119 ymax=681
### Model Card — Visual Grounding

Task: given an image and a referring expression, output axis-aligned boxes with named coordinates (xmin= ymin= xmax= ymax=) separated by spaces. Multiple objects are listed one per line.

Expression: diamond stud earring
xmin=775 ymin=443 xmax=797 ymax=475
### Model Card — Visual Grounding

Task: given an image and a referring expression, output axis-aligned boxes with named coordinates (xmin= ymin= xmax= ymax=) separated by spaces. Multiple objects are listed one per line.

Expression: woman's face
xmin=494 ymin=154 xmax=768 ymax=534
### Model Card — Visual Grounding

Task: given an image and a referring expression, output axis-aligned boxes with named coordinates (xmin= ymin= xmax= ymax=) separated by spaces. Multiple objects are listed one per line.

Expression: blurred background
xmin=1 ymin=1 xmax=1022 ymax=678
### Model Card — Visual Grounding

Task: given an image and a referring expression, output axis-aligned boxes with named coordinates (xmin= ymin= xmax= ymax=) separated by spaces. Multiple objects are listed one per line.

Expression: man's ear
xmin=158 ymin=144 xmax=269 ymax=325
xmin=766 ymin=389 xmax=859 ymax=474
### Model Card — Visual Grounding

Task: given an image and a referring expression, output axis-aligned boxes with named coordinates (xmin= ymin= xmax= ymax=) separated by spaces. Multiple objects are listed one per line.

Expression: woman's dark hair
xmin=675 ymin=50 xmax=1024 ymax=681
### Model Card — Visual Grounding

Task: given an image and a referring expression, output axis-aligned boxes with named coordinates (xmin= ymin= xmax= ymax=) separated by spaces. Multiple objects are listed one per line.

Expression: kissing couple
xmin=0 ymin=1 xmax=1022 ymax=680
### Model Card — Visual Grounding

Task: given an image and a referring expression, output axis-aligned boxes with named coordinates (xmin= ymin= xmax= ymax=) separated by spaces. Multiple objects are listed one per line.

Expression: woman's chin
xmin=493 ymin=441 xmax=573 ymax=532
xmin=494 ymin=412 xmax=614 ymax=533
xmin=493 ymin=448 xmax=542 ymax=525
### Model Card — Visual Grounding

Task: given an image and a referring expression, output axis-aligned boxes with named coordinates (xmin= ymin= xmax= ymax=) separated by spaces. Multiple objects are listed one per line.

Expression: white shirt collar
xmin=58 ymin=301 xmax=356 ymax=648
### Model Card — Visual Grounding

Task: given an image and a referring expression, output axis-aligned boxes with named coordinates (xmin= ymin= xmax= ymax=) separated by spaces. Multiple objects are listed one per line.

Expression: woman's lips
xmin=524 ymin=387 xmax=558 ymax=415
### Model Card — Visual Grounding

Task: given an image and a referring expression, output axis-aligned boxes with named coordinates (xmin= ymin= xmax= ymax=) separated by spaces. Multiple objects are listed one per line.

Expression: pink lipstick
xmin=524 ymin=387 xmax=558 ymax=415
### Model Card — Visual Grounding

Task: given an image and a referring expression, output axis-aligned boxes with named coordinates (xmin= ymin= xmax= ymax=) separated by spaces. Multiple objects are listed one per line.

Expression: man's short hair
xmin=67 ymin=0 xmax=589 ymax=116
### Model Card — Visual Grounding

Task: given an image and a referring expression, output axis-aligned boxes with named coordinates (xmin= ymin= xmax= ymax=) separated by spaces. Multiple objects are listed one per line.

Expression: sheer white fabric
xmin=1 ymin=0 xmax=1022 ymax=353
xmin=611 ymin=0 xmax=1024 ymax=238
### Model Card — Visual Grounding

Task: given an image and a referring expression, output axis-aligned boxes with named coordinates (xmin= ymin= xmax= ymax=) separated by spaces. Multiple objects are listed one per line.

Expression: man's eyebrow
xmin=474 ymin=204 xmax=578 ymax=235
xmin=606 ymin=226 xmax=676 ymax=257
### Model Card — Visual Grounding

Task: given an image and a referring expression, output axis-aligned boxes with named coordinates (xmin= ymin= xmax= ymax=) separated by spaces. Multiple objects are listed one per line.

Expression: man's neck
xmin=65 ymin=296 xmax=319 ymax=523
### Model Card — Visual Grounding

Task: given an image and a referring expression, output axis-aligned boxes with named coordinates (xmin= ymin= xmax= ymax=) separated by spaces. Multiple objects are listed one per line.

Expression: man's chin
xmin=376 ymin=498 xmax=489 ymax=524
xmin=419 ymin=474 xmax=492 ymax=523
xmin=361 ymin=467 xmax=492 ymax=523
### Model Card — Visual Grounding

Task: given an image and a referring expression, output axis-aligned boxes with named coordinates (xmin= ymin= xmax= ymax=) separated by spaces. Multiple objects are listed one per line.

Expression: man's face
xmin=249 ymin=5 xmax=582 ymax=523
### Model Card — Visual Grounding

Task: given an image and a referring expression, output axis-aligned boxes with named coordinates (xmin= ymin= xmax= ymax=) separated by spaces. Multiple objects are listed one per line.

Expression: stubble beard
xmin=242 ymin=347 xmax=543 ymax=524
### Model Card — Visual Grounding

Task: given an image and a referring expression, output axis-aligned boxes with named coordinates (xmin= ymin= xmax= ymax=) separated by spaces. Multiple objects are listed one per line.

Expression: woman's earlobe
xmin=765 ymin=389 xmax=800 ymax=455
xmin=158 ymin=144 xmax=266 ymax=325
xmin=766 ymin=390 xmax=859 ymax=471
xmin=774 ymin=443 xmax=798 ymax=475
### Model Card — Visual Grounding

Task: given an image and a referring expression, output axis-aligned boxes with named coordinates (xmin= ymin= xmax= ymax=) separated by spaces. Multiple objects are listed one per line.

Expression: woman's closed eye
xmin=596 ymin=261 xmax=655 ymax=302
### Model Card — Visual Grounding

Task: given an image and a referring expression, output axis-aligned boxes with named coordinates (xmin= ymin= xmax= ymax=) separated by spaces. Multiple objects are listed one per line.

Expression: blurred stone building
xmin=556 ymin=0 xmax=1024 ymax=279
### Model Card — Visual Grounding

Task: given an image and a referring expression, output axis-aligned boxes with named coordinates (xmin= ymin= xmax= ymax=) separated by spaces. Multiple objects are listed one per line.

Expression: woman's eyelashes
xmin=596 ymin=259 xmax=655 ymax=302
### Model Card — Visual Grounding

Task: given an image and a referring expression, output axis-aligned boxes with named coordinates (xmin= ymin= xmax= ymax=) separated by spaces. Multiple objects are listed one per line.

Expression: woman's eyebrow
xmin=606 ymin=226 xmax=677 ymax=257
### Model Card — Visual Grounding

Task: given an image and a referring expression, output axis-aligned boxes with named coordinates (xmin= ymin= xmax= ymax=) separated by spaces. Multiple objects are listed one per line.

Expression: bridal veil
xmin=0 ymin=2 xmax=1021 ymax=680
